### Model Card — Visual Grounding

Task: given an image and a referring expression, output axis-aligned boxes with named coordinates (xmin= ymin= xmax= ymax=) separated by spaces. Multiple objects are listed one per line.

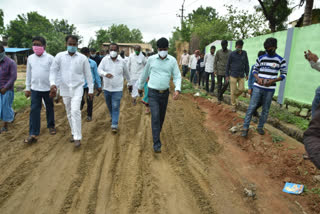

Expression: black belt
xmin=149 ymin=88 xmax=169 ymax=94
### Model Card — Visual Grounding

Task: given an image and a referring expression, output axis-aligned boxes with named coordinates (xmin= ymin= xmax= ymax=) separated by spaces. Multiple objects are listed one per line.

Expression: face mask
xmin=91 ymin=54 xmax=96 ymax=58
xmin=135 ymin=51 xmax=140 ymax=55
xmin=32 ymin=46 xmax=45 ymax=56
xmin=0 ymin=52 xmax=5 ymax=62
xmin=159 ymin=50 xmax=168 ymax=58
xmin=110 ymin=51 xmax=118 ymax=58
xmin=266 ymin=49 xmax=275 ymax=56
xmin=236 ymin=48 xmax=242 ymax=52
xmin=67 ymin=46 xmax=77 ymax=53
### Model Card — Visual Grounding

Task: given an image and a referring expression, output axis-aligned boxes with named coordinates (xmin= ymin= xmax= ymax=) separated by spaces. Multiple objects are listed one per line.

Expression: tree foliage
xmin=255 ymin=0 xmax=292 ymax=32
xmin=6 ymin=11 xmax=80 ymax=56
xmin=0 ymin=9 xmax=4 ymax=36
xmin=88 ymin=24 xmax=143 ymax=50
xmin=225 ymin=5 xmax=270 ymax=39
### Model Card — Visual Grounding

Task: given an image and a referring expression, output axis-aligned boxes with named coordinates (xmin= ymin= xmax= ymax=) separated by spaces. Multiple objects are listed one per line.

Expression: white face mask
xmin=110 ymin=51 xmax=118 ymax=58
xmin=159 ymin=50 xmax=168 ymax=58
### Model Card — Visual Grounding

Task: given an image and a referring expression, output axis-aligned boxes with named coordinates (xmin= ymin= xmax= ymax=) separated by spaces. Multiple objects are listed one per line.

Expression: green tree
xmin=225 ymin=5 xmax=270 ymax=39
xmin=0 ymin=9 xmax=4 ymax=36
xmin=187 ymin=6 xmax=217 ymax=24
xmin=149 ymin=38 xmax=157 ymax=53
xmin=256 ymin=0 xmax=292 ymax=32
xmin=130 ymin=28 xmax=143 ymax=43
xmin=42 ymin=31 xmax=66 ymax=56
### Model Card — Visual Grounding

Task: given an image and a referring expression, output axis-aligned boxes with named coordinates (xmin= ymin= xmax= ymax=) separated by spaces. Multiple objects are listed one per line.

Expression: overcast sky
xmin=1 ymin=0 xmax=315 ymax=46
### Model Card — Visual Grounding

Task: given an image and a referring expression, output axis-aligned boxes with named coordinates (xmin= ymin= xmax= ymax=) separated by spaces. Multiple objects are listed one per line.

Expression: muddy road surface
xmin=0 ymin=89 xmax=317 ymax=214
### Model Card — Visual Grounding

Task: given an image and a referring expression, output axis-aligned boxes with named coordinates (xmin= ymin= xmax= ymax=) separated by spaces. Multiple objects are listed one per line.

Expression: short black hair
xmin=258 ymin=50 xmax=266 ymax=57
xmin=32 ymin=36 xmax=46 ymax=46
xmin=80 ymin=47 xmax=90 ymax=54
xmin=221 ymin=40 xmax=228 ymax=46
xmin=236 ymin=40 xmax=244 ymax=46
xmin=65 ymin=35 xmax=79 ymax=43
xmin=211 ymin=45 xmax=216 ymax=50
xmin=0 ymin=44 xmax=4 ymax=53
xmin=157 ymin=37 xmax=169 ymax=48
xmin=89 ymin=48 xmax=96 ymax=52
xmin=109 ymin=43 xmax=119 ymax=50
xmin=264 ymin=37 xmax=277 ymax=49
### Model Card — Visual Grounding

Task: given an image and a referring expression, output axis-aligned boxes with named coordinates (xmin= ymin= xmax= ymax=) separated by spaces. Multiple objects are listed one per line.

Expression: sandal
xmin=0 ymin=127 xmax=8 ymax=133
xmin=49 ymin=128 xmax=56 ymax=135
xmin=24 ymin=136 xmax=37 ymax=144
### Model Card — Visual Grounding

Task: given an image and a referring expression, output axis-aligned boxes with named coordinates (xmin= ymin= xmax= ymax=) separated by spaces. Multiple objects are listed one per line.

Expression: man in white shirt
xmin=127 ymin=45 xmax=147 ymax=105
xmin=189 ymin=50 xmax=200 ymax=85
xmin=98 ymin=43 xmax=131 ymax=133
xmin=24 ymin=36 xmax=56 ymax=144
xmin=305 ymin=50 xmax=320 ymax=118
xmin=180 ymin=50 xmax=189 ymax=77
xmin=49 ymin=35 xmax=93 ymax=148
xmin=204 ymin=46 xmax=216 ymax=94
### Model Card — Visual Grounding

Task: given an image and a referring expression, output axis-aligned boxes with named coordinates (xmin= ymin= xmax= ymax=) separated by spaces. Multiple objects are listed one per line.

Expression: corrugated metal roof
xmin=4 ymin=48 xmax=31 ymax=53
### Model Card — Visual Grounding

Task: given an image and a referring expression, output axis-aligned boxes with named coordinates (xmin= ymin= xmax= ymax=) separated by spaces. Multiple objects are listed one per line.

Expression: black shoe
xmin=241 ymin=129 xmax=248 ymax=137
xmin=154 ymin=148 xmax=162 ymax=153
xmin=112 ymin=128 xmax=118 ymax=133
xmin=70 ymin=135 xmax=75 ymax=143
xmin=257 ymin=128 xmax=265 ymax=135
xmin=74 ymin=140 xmax=81 ymax=148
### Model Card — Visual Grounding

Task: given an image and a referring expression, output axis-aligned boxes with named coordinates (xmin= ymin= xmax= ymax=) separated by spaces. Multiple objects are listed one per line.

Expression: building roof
xmin=5 ymin=48 xmax=31 ymax=53
xmin=102 ymin=43 xmax=152 ymax=49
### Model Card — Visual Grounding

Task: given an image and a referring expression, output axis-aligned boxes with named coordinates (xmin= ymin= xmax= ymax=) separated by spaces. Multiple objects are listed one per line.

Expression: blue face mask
xmin=0 ymin=52 xmax=5 ymax=62
xmin=67 ymin=46 xmax=77 ymax=53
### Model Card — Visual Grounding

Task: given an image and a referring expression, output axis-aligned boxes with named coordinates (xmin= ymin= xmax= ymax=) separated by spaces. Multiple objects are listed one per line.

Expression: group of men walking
xmin=0 ymin=36 xmax=181 ymax=153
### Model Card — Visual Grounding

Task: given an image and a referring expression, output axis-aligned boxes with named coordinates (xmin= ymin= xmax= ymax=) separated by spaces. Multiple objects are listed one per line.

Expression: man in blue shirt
xmin=138 ymin=37 xmax=181 ymax=153
xmin=80 ymin=47 xmax=102 ymax=121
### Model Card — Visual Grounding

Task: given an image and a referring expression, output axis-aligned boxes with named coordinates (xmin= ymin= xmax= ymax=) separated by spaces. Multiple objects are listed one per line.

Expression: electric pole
xmin=177 ymin=0 xmax=186 ymax=29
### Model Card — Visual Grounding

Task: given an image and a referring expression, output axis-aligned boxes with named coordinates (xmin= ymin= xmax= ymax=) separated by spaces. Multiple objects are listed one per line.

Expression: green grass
xmin=271 ymin=133 xmax=285 ymax=143
xmin=13 ymin=91 xmax=30 ymax=111
xmin=269 ymin=106 xmax=309 ymax=131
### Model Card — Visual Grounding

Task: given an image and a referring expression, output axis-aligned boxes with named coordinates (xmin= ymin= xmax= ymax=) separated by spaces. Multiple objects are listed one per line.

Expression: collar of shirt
xmin=155 ymin=54 xmax=170 ymax=61
xmin=64 ymin=51 xmax=79 ymax=57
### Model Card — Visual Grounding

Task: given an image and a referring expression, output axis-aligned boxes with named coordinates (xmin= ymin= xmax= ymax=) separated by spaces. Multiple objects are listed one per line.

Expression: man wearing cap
xmin=138 ymin=37 xmax=181 ymax=153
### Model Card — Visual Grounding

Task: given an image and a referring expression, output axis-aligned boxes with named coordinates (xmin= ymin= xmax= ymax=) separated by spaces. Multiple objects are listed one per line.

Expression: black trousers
xmin=217 ymin=75 xmax=229 ymax=101
xmin=198 ymin=70 xmax=205 ymax=86
xmin=148 ymin=88 xmax=169 ymax=151
xmin=205 ymin=72 xmax=215 ymax=93
xmin=81 ymin=88 xmax=93 ymax=117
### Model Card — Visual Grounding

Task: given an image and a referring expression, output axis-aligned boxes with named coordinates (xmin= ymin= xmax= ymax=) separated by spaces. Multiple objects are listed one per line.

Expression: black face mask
xmin=266 ymin=49 xmax=275 ymax=56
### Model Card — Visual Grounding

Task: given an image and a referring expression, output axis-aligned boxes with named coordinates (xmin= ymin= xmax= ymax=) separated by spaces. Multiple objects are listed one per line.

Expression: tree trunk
xmin=303 ymin=0 xmax=314 ymax=26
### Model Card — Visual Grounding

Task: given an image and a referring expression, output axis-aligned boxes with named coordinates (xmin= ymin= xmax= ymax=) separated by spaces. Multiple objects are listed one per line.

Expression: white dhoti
xmin=131 ymin=79 xmax=139 ymax=98
xmin=63 ymin=96 xmax=83 ymax=140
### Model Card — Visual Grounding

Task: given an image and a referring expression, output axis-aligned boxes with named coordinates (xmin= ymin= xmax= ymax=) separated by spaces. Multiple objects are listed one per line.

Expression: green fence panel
xmin=285 ymin=24 xmax=320 ymax=104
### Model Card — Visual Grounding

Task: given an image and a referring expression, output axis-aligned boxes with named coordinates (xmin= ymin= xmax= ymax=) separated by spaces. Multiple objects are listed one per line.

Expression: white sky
xmin=1 ymin=0 xmax=317 ymax=46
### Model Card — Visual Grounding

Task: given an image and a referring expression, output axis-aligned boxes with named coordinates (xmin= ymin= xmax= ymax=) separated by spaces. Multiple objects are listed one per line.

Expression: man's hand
xmin=50 ymin=85 xmax=57 ymax=98
xmin=305 ymin=50 xmax=319 ymax=63
xmin=245 ymin=76 xmax=248 ymax=81
xmin=214 ymin=72 xmax=217 ymax=76
xmin=248 ymin=89 xmax=252 ymax=95
xmin=173 ymin=91 xmax=180 ymax=100
xmin=225 ymin=76 xmax=229 ymax=82
xmin=88 ymin=93 xmax=94 ymax=101
xmin=106 ymin=73 xmax=113 ymax=79
xmin=257 ymin=78 xmax=263 ymax=85
xmin=25 ymin=90 xmax=31 ymax=98
xmin=0 ymin=88 xmax=7 ymax=95
xmin=138 ymin=89 xmax=143 ymax=97
xmin=264 ymin=79 xmax=274 ymax=87
xmin=97 ymin=87 xmax=102 ymax=93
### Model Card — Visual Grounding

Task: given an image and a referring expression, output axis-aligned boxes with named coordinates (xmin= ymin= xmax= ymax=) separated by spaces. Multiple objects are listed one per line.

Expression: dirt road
xmin=0 ymin=89 xmax=318 ymax=214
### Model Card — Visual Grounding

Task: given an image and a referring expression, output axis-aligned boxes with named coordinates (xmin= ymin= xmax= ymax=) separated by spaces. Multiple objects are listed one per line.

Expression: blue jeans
xmin=243 ymin=87 xmax=275 ymax=130
xmin=0 ymin=90 xmax=14 ymax=122
xmin=190 ymin=69 xmax=197 ymax=84
xmin=103 ymin=90 xmax=123 ymax=128
xmin=312 ymin=86 xmax=320 ymax=118
xmin=148 ymin=88 xmax=169 ymax=151
xmin=29 ymin=90 xmax=55 ymax=136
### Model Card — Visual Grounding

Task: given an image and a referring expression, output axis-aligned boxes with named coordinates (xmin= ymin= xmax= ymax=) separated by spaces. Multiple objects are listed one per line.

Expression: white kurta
xmin=25 ymin=52 xmax=54 ymax=91
xmin=98 ymin=56 xmax=131 ymax=92
xmin=128 ymin=53 xmax=147 ymax=98
xmin=50 ymin=51 xmax=93 ymax=141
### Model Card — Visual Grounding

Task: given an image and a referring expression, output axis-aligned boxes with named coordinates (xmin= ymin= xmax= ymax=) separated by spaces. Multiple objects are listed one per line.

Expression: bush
xmin=13 ymin=91 xmax=30 ymax=111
